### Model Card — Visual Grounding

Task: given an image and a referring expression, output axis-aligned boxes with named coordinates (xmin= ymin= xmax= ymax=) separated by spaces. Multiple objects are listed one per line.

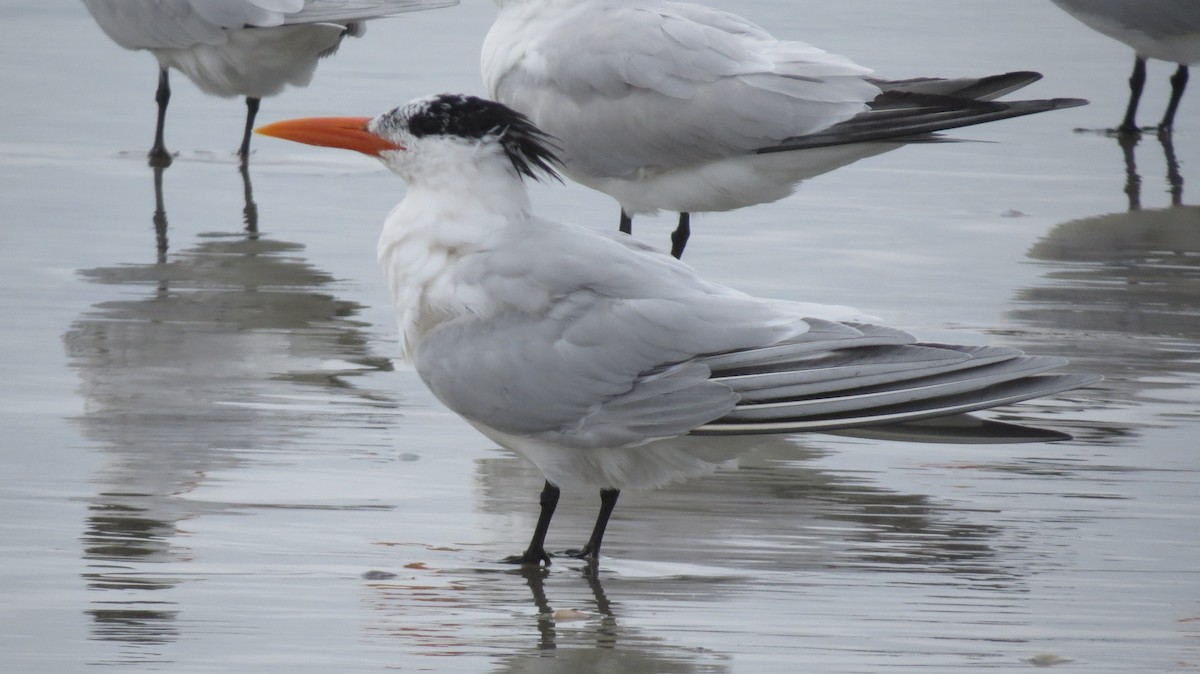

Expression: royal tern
xmin=82 ymin=0 xmax=458 ymax=165
xmin=1049 ymin=0 xmax=1200 ymax=132
xmin=257 ymin=94 xmax=1100 ymax=565
xmin=483 ymin=0 xmax=1087 ymax=257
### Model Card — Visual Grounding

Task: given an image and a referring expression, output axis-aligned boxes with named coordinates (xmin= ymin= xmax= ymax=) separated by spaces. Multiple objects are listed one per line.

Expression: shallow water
xmin=2 ymin=1 xmax=1199 ymax=672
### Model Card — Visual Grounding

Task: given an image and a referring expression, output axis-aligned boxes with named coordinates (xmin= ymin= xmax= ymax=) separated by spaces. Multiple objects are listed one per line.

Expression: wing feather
xmin=483 ymin=0 xmax=878 ymax=179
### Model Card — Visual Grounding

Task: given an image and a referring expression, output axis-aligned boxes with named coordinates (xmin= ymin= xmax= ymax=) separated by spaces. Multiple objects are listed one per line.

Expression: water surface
xmin=1 ymin=1 xmax=1198 ymax=672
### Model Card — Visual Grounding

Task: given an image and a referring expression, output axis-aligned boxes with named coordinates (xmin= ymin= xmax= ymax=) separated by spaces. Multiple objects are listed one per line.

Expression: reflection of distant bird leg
xmin=1118 ymin=131 xmax=1142 ymax=210
xmin=1120 ymin=56 xmax=1147 ymax=134
xmin=581 ymin=563 xmax=613 ymax=615
xmin=239 ymin=97 xmax=261 ymax=161
xmin=1158 ymin=129 xmax=1185 ymax=206
xmin=1162 ymin=65 xmax=1190 ymax=131
xmin=239 ymin=161 xmax=259 ymax=237
xmin=151 ymin=68 xmax=172 ymax=167
xmin=516 ymin=566 xmax=557 ymax=649
xmin=152 ymin=163 xmax=169 ymax=262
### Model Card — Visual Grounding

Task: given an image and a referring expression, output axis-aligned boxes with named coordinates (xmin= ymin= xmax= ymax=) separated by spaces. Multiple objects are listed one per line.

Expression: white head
xmin=256 ymin=93 xmax=562 ymax=186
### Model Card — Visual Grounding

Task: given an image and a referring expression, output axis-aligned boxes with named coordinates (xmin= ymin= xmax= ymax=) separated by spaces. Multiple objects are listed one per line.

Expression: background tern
xmin=483 ymin=0 xmax=1088 ymax=258
xmin=1049 ymin=0 xmax=1200 ymax=133
xmin=256 ymin=94 xmax=1100 ymax=566
xmin=82 ymin=0 xmax=458 ymax=165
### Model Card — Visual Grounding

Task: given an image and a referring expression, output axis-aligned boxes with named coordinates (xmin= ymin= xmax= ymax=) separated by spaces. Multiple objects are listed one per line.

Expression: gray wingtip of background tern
xmin=759 ymin=95 xmax=1090 ymax=155
xmin=876 ymin=71 xmax=1045 ymax=101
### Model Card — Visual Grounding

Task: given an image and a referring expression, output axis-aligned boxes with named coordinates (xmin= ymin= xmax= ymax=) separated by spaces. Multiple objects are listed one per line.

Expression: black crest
xmin=397 ymin=94 xmax=562 ymax=182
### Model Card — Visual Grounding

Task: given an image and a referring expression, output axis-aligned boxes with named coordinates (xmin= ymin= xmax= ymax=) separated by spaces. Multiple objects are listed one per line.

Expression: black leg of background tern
xmin=1119 ymin=56 xmax=1147 ymax=134
xmin=619 ymin=209 xmax=632 ymax=235
xmin=1161 ymin=65 xmax=1189 ymax=131
xmin=503 ymin=480 xmax=561 ymax=565
xmin=669 ymin=212 xmax=690 ymax=259
xmin=565 ymin=488 xmax=620 ymax=563
xmin=150 ymin=67 xmax=172 ymax=167
xmin=239 ymin=97 xmax=261 ymax=161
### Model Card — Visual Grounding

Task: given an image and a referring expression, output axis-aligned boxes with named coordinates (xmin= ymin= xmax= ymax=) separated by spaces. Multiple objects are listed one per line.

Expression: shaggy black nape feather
xmin=397 ymin=93 xmax=562 ymax=182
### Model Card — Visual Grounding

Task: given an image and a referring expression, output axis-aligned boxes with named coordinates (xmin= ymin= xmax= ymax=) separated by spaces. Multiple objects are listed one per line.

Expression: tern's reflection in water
xmin=362 ymin=427 xmax=1050 ymax=667
xmin=362 ymin=564 xmax=731 ymax=673
xmin=1007 ymin=131 xmax=1200 ymax=437
xmin=475 ymin=436 xmax=1009 ymax=577
xmin=64 ymin=164 xmax=394 ymax=664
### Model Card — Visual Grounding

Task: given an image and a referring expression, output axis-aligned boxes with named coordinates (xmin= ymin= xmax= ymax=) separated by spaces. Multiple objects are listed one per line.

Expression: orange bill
xmin=255 ymin=117 xmax=403 ymax=156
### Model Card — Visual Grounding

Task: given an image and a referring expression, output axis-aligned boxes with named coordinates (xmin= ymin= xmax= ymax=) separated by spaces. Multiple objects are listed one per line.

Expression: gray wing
xmin=696 ymin=336 xmax=1100 ymax=433
xmin=1050 ymin=0 xmax=1200 ymax=41
xmin=410 ymin=221 xmax=828 ymax=450
xmin=82 ymin=0 xmax=235 ymax=49
xmin=81 ymin=0 xmax=454 ymax=49
xmin=287 ymin=0 xmax=459 ymax=24
xmin=412 ymin=220 xmax=1098 ymax=450
xmin=759 ymin=92 xmax=1088 ymax=155
xmin=414 ymin=306 xmax=899 ymax=450
xmin=483 ymin=0 xmax=879 ymax=180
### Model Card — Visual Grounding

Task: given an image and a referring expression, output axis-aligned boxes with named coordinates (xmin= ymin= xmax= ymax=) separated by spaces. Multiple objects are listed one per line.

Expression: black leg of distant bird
xmin=1161 ymin=65 xmax=1189 ymax=132
xmin=565 ymin=488 xmax=620 ymax=563
xmin=1119 ymin=56 xmax=1147 ymax=134
xmin=150 ymin=67 xmax=172 ymax=167
xmin=502 ymin=481 xmax=560 ymax=565
xmin=239 ymin=97 xmax=261 ymax=161
xmin=669 ymin=212 xmax=690 ymax=259
xmin=619 ymin=209 xmax=633 ymax=235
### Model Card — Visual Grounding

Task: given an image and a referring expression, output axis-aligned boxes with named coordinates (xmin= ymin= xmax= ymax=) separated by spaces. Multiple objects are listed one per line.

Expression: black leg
xmin=239 ymin=97 xmax=261 ymax=160
xmin=565 ymin=488 xmax=620 ymax=563
xmin=149 ymin=67 xmax=172 ymax=167
xmin=1119 ymin=56 xmax=1146 ymax=134
xmin=619 ymin=209 xmax=632 ymax=235
xmin=669 ymin=212 xmax=690 ymax=259
xmin=1161 ymin=64 xmax=1189 ymax=131
xmin=502 ymin=481 xmax=560 ymax=566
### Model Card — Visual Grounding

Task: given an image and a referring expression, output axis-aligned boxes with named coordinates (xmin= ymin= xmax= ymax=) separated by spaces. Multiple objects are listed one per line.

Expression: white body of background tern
xmin=82 ymin=0 xmax=458 ymax=165
xmin=483 ymin=0 xmax=1087 ymax=258
xmin=256 ymin=94 xmax=1100 ymax=566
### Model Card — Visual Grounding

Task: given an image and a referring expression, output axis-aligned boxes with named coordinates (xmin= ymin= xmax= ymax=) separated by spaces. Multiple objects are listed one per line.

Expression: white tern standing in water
xmin=1049 ymin=0 xmax=1200 ymax=133
xmin=82 ymin=0 xmax=458 ymax=165
xmin=256 ymin=94 xmax=1099 ymax=566
xmin=483 ymin=0 xmax=1087 ymax=257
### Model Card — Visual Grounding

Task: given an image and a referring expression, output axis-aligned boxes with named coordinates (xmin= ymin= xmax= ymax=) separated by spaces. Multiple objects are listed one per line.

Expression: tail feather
xmin=284 ymin=0 xmax=459 ymax=25
xmin=695 ymin=373 xmax=1100 ymax=434
xmin=690 ymin=318 xmax=1100 ymax=435
xmin=722 ymin=354 xmax=1069 ymax=421
xmin=714 ymin=344 xmax=1024 ymax=402
xmin=698 ymin=319 xmax=915 ymax=370
xmin=874 ymin=70 xmax=1043 ymax=101
xmin=759 ymin=92 xmax=1088 ymax=155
